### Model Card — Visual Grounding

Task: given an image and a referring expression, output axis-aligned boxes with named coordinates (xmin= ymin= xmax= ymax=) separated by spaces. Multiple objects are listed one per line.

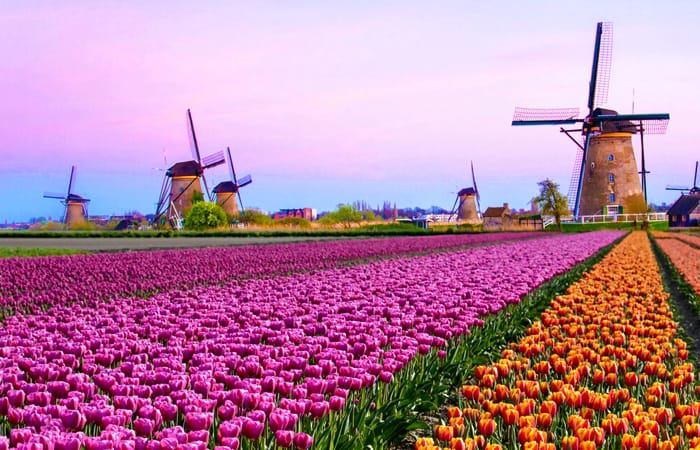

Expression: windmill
xmin=154 ymin=109 xmax=226 ymax=228
xmin=449 ymin=161 xmax=481 ymax=223
xmin=666 ymin=161 xmax=699 ymax=194
xmin=43 ymin=165 xmax=90 ymax=229
xmin=213 ymin=147 xmax=252 ymax=218
xmin=512 ymin=22 xmax=670 ymax=217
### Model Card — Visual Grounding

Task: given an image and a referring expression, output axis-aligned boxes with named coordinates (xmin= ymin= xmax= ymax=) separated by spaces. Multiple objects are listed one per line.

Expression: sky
xmin=1 ymin=1 xmax=699 ymax=222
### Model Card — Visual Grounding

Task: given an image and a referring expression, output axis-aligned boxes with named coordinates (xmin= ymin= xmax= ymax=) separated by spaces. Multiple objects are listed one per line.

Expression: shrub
xmin=184 ymin=202 xmax=229 ymax=230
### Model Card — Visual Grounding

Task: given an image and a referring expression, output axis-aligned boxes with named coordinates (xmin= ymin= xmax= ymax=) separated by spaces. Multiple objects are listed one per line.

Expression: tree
xmin=184 ymin=202 xmax=229 ymax=230
xmin=533 ymin=179 xmax=570 ymax=231
xmin=325 ymin=205 xmax=362 ymax=228
xmin=239 ymin=210 xmax=274 ymax=227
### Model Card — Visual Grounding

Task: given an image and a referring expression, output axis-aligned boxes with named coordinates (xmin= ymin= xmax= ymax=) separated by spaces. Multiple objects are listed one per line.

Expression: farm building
xmin=483 ymin=203 xmax=514 ymax=231
xmin=667 ymin=191 xmax=700 ymax=227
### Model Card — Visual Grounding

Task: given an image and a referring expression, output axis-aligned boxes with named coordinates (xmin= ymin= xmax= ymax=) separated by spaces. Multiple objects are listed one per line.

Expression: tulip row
xmin=0 ymin=232 xmax=542 ymax=317
xmin=653 ymin=233 xmax=700 ymax=296
xmin=0 ymin=232 xmax=622 ymax=449
xmin=653 ymin=232 xmax=700 ymax=250
xmin=417 ymin=231 xmax=698 ymax=450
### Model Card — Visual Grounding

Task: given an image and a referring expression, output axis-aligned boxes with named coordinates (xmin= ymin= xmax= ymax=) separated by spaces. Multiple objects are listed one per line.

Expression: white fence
xmin=554 ymin=212 xmax=666 ymax=226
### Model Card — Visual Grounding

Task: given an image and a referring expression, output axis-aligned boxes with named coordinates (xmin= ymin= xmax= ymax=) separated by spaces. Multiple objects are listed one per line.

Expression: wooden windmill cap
xmin=167 ymin=160 xmax=203 ymax=177
xmin=213 ymin=181 xmax=238 ymax=193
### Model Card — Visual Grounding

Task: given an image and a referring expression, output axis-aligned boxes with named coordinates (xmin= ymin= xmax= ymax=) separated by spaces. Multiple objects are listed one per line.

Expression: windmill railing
xmin=560 ymin=212 xmax=667 ymax=224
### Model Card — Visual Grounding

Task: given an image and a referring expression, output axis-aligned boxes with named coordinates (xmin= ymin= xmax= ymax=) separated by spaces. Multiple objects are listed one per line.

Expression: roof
xmin=66 ymin=193 xmax=90 ymax=203
xmin=213 ymin=181 xmax=238 ymax=193
xmin=483 ymin=207 xmax=506 ymax=218
xmin=667 ymin=194 xmax=700 ymax=216
xmin=167 ymin=160 xmax=202 ymax=177
xmin=593 ymin=107 xmax=637 ymax=134
xmin=458 ymin=187 xmax=476 ymax=197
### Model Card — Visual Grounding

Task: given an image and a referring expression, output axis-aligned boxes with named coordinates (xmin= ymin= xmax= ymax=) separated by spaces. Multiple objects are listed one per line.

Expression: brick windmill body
xmin=213 ymin=147 xmax=253 ymax=218
xmin=512 ymin=22 xmax=669 ymax=217
xmin=43 ymin=165 xmax=90 ymax=229
xmin=450 ymin=161 xmax=482 ymax=223
xmin=154 ymin=109 xmax=226 ymax=228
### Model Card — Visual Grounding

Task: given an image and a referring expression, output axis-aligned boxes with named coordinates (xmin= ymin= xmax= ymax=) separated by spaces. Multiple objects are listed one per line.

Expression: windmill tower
xmin=43 ymin=166 xmax=90 ymax=229
xmin=666 ymin=161 xmax=699 ymax=195
xmin=213 ymin=147 xmax=253 ymax=217
xmin=450 ymin=161 xmax=482 ymax=223
xmin=512 ymin=22 xmax=670 ymax=217
xmin=154 ymin=109 xmax=226 ymax=228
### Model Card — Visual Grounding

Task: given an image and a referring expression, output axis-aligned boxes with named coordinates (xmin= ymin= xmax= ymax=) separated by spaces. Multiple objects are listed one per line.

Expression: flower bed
xmin=654 ymin=236 xmax=700 ymax=296
xmin=0 ymin=233 xmax=542 ymax=317
xmin=0 ymin=232 xmax=622 ymax=449
xmin=417 ymin=232 xmax=698 ymax=450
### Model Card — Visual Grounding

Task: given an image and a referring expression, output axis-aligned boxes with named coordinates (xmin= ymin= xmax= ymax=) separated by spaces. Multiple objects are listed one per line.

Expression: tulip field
xmin=417 ymin=231 xmax=700 ymax=450
xmin=1 ymin=230 xmax=699 ymax=449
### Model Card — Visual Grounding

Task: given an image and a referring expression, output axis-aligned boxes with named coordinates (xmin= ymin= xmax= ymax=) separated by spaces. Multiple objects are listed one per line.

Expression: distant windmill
xmin=43 ymin=165 xmax=90 ymax=229
xmin=449 ymin=161 xmax=481 ymax=223
xmin=666 ymin=161 xmax=699 ymax=194
xmin=512 ymin=22 xmax=670 ymax=217
xmin=154 ymin=109 xmax=226 ymax=228
xmin=213 ymin=147 xmax=252 ymax=217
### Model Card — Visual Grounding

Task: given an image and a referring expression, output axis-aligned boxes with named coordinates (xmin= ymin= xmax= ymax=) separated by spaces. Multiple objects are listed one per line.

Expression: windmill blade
xmin=236 ymin=174 xmax=252 ymax=188
xmin=470 ymin=161 xmax=481 ymax=213
xmin=226 ymin=147 xmax=237 ymax=184
xmin=201 ymin=173 xmax=213 ymax=202
xmin=587 ymin=22 xmax=613 ymax=113
xmin=512 ymin=107 xmax=581 ymax=126
xmin=666 ymin=185 xmax=690 ymax=191
xmin=187 ymin=109 xmax=203 ymax=164
xmin=573 ymin=131 xmax=594 ymax=217
xmin=449 ymin=195 xmax=460 ymax=217
xmin=694 ymin=161 xmax=699 ymax=187
xmin=67 ymin=165 xmax=76 ymax=196
xmin=43 ymin=192 xmax=66 ymax=199
xmin=202 ymin=150 xmax=225 ymax=169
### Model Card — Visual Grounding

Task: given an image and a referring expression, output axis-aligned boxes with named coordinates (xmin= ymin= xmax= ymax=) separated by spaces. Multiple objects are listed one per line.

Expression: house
xmin=667 ymin=191 xmax=700 ymax=227
xmin=483 ymin=203 xmax=514 ymax=231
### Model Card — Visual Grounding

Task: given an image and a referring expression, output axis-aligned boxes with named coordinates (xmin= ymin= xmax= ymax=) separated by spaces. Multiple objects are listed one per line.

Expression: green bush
xmin=184 ymin=202 xmax=229 ymax=230
xmin=277 ymin=217 xmax=312 ymax=228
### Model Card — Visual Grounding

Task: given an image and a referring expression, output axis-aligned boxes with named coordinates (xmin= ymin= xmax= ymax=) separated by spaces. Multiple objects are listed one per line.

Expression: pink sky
xmin=2 ymin=1 xmax=699 ymax=221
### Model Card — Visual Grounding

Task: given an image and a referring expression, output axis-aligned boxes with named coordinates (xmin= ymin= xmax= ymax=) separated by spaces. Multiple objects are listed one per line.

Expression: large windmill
xmin=43 ymin=165 xmax=90 ymax=229
xmin=512 ymin=22 xmax=670 ymax=217
xmin=213 ymin=147 xmax=253 ymax=217
xmin=666 ymin=161 xmax=699 ymax=194
xmin=154 ymin=109 xmax=226 ymax=228
xmin=449 ymin=161 xmax=481 ymax=223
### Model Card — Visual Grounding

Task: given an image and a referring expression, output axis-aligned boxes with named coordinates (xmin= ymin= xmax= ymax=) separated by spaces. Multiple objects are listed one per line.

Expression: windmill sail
xmin=511 ymin=22 xmax=669 ymax=217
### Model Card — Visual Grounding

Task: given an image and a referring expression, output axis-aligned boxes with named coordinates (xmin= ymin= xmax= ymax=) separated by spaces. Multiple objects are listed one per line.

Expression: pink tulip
xmin=293 ymin=432 xmax=314 ymax=450
xmin=276 ymin=430 xmax=295 ymax=448
xmin=184 ymin=412 xmax=212 ymax=432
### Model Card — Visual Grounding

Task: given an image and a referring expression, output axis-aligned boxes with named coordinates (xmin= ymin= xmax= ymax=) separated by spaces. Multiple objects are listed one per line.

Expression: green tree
xmin=184 ymin=202 xmax=229 ymax=230
xmin=328 ymin=205 xmax=362 ymax=228
xmin=533 ymin=179 xmax=570 ymax=231
xmin=362 ymin=209 xmax=376 ymax=221
xmin=239 ymin=210 xmax=274 ymax=227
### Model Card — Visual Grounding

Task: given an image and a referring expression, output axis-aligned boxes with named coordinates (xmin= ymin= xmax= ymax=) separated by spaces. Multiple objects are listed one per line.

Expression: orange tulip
xmin=447 ymin=406 xmax=462 ymax=418
xmin=501 ymin=406 xmax=519 ymax=427
xmin=477 ymin=418 xmax=496 ymax=437
xmin=461 ymin=385 xmax=480 ymax=402
xmin=435 ymin=425 xmax=453 ymax=442
xmin=535 ymin=412 xmax=552 ymax=429
xmin=562 ymin=435 xmax=580 ymax=450
xmin=624 ymin=372 xmax=639 ymax=387
xmin=539 ymin=400 xmax=557 ymax=417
